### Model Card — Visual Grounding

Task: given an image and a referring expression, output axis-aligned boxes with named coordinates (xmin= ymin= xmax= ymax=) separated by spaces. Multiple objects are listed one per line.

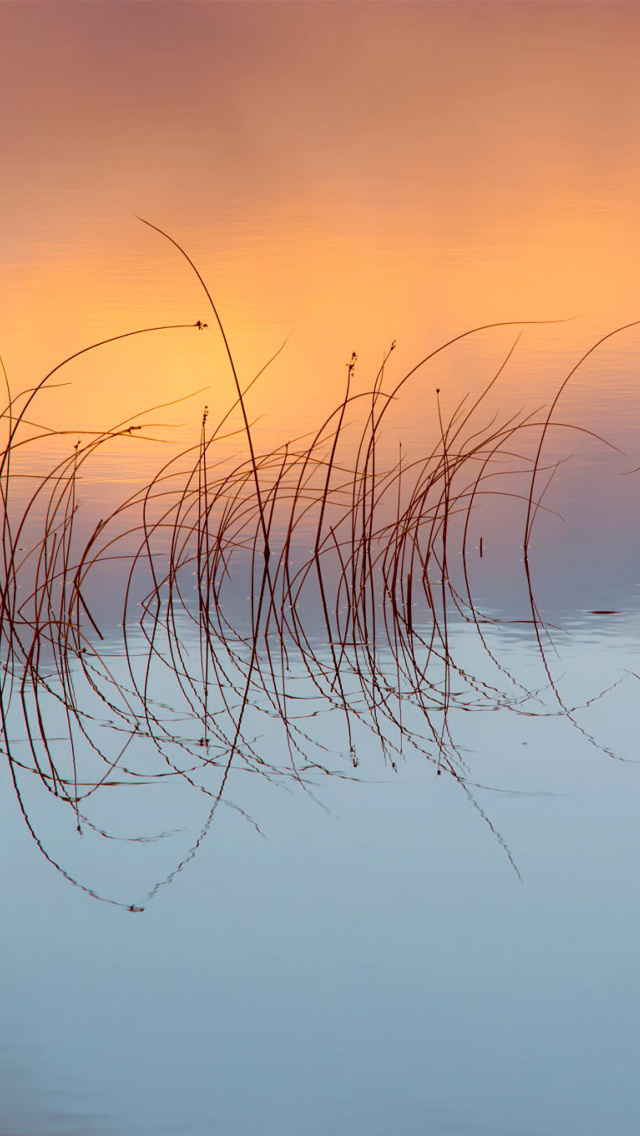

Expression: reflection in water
xmin=1 ymin=243 xmax=638 ymax=1136
xmin=3 ymin=228 xmax=636 ymax=911
xmin=3 ymin=3 xmax=640 ymax=1133
xmin=1 ymin=620 xmax=638 ymax=1136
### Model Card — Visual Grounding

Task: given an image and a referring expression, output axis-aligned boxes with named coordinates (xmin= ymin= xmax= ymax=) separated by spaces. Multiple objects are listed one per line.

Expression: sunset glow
xmin=2 ymin=6 xmax=640 ymax=1136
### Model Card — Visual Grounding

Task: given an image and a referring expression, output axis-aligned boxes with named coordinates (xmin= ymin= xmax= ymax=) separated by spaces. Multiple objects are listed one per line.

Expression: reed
xmin=0 ymin=230 xmax=623 ymax=909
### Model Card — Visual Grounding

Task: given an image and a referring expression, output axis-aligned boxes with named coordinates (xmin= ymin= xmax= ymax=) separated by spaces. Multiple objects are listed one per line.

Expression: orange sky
xmin=2 ymin=2 xmax=640 ymax=470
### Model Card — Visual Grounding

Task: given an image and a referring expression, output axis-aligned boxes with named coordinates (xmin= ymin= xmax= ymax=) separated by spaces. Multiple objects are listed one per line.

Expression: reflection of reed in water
xmin=0 ymin=225 xmax=626 ymax=910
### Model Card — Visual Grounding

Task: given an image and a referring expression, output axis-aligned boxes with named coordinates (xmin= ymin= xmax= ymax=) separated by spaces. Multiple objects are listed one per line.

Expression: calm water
xmin=1 ymin=3 xmax=640 ymax=1134
xmin=2 ymin=622 xmax=639 ymax=1136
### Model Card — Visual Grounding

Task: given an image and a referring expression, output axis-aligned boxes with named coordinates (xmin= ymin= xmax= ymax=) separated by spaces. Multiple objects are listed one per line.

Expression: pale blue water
xmin=1 ymin=620 xmax=638 ymax=1136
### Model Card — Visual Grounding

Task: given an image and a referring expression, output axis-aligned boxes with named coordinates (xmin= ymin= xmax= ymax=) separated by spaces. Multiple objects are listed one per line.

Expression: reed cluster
xmin=0 ymin=225 xmax=620 ymax=909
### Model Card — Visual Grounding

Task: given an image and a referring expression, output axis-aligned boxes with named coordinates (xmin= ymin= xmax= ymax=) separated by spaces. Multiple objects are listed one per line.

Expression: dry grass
xmin=0 ymin=225 xmax=626 ymax=909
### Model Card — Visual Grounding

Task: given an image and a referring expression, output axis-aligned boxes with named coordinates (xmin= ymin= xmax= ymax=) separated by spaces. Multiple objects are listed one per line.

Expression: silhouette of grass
xmin=0 ymin=226 xmax=625 ymax=909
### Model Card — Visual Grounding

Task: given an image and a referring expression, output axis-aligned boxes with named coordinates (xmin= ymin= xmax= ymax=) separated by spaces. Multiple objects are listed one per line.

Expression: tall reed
xmin=0 ymin=229 xmax=624 ymax=909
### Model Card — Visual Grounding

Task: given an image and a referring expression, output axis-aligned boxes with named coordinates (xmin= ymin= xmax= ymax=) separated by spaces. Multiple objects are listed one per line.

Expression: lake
xmin=1 ymin=4 xmax=639 ymax=1135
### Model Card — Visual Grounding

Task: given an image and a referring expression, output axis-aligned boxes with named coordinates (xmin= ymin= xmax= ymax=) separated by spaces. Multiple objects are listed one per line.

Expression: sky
xmin=3 ymin=2 xmax=640 ymax=440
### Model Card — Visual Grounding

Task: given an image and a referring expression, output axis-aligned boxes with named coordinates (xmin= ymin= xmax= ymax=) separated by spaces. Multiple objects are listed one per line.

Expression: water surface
xmin=1 ymin=4 xmax=639 ymax=1134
